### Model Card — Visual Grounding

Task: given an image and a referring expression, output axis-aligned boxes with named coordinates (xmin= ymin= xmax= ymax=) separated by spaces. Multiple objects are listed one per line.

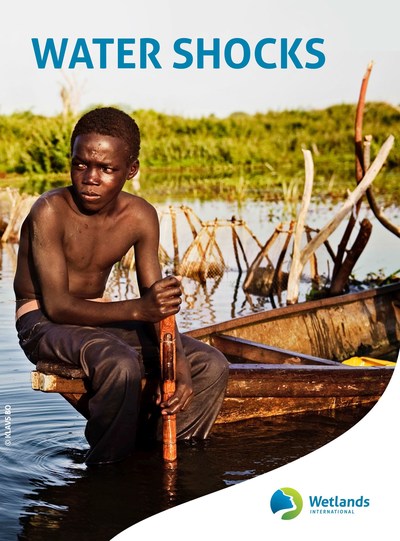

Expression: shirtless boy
xmin=14 ymin=107 xmax=229 ymax=465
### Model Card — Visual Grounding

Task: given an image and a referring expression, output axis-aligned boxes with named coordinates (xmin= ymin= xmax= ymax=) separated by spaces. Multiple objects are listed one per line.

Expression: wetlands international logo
xmin=270 ymin=487 xmax=303 ymax=520
xmin=270 ymin=487 xmax=371 ymax=519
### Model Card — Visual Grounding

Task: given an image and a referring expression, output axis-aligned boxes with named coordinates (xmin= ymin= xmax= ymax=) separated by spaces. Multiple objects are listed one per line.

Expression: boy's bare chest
xmin=62 ymin=217 xmax=134 ymax=271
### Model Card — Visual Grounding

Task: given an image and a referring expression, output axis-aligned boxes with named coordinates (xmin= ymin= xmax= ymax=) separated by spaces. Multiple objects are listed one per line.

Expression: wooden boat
xmin=187 ymin=282 xmax=399 ymax=423
xmin=31 ymin=283 xmax=400 ymax=423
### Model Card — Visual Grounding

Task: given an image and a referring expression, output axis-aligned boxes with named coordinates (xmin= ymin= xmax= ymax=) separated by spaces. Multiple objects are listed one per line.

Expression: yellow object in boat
xmin=342 ymin=356 xmax=396 ymax=367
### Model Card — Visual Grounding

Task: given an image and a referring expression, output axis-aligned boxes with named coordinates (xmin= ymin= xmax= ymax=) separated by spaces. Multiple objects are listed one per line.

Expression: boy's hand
xmin=159 ymin=357 xmax=193 ymax=415
xmin=136 ymin=276 xmax=182 ymax=322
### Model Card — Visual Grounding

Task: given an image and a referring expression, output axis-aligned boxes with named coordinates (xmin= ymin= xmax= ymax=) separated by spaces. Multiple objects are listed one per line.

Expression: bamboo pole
xmin=160 ymin=315 xmax=177 ymax=464
xmin=231 ymin=224 xmax=242 ymax=273
xmin=232 ymin=226 xmax=251 ymax=269
xmin=181 ymin=205 xmax=203 ymax=239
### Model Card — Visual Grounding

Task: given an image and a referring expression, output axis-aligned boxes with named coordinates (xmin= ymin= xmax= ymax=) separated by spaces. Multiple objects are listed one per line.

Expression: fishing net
xmin=158 ymin=205 xmax=203 ymax=272
xmin=178 ymin=217 xmax=263 ymax=281
xmin=118 ymin=205 xmax=335 ymax=301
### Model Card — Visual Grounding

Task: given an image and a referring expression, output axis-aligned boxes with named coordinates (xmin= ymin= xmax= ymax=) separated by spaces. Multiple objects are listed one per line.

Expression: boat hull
xmin=187 ymin=283 xmax=400 ymax=362
xmin=187 ymin=283 xmax=399 ymax=422
xmin=216 ymin=363 xmax=392 ymax=423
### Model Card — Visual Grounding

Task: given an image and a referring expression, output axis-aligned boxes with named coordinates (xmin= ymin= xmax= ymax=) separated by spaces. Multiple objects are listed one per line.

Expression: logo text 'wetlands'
xmin=309 ymin=495 xmax=370 ymax=514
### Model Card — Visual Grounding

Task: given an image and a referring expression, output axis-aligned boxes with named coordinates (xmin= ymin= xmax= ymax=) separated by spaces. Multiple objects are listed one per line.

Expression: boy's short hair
xmin=71 ymin=107 xmax=141 ymax=161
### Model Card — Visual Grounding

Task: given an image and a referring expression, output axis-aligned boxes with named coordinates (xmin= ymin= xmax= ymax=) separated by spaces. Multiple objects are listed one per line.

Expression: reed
xmin=1 ymin=103 xmax=398 ymax=186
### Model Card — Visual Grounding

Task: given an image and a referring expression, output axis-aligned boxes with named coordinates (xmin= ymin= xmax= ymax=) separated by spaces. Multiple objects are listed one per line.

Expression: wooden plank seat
xmin=32 ymin=343 xmax=144 ymax=396
xmin=32 ymin=359 xmax=90 ymax=418
xmin=32 ymin=360 xmax=87 ymax=392
xmin=31 ymin=346 xmax=147 ymax=420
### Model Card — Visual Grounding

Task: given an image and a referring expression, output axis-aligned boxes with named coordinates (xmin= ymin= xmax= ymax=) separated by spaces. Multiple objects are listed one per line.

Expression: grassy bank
xmin=0 ymin=102 xmax=399 ymax=201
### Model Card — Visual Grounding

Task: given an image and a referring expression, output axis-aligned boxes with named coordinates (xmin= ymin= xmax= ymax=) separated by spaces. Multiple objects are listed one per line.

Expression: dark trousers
xmin=16 ymin=310 xmax=229 ymax=465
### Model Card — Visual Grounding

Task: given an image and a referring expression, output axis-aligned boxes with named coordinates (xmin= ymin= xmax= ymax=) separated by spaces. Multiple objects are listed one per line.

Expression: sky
xmin=1 ymin=0 xmax=399 ymax=118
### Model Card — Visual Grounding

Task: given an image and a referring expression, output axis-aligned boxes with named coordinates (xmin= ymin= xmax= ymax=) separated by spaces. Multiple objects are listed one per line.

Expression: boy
xmin=14 ymin=107 xmax=229 ymax=465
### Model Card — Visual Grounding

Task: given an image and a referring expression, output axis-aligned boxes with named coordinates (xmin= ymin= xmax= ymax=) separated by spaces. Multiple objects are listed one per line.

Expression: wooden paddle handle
xmin=160 ymin=315 xmax=177 ymax=463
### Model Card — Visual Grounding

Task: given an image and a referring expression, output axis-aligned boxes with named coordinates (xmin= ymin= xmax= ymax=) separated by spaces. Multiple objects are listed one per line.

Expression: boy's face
xmin=70 ymin=132 xmax=138 ymax=212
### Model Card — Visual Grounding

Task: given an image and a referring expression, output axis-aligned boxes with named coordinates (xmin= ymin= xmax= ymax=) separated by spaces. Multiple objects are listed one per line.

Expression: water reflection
xmin=106 ymin=263 xmax=274 ymax=332
xmin=17 ymin=443 xmax=225 ymax=541
xmin=16 ymin=407 xmax=373 ymax=541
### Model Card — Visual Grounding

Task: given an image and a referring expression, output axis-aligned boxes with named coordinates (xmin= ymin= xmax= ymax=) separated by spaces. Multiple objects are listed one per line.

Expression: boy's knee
xmin=210 ymin=347 xmax=230 ymax=381
xmin=82 ymin=338 xmax=143 ymax=383
xmin=205 ymin=344 xmax=228 ymax=368
xmin=113 ymin=354 xmax=143 ymax=382
xmin=194 ymin=342 xmax=229 ymax=384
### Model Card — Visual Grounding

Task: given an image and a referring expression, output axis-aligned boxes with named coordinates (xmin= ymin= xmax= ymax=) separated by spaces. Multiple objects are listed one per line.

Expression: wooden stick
xmin=160 ymin=315 xmax=177 ymax=463
xmin=355 ymin=62 xmax=374 ymax=181
xmin=243 ymin=227 xmax=280 ymax=292
xmin=296 ymin=135 xmax=394 ymax=274
xmin=287 ymin=149 xmax=314 ymax=304
xmin=331 ymin=62 xmax=373 ymax=283
xmin=286 ymin=135 xmax=394 ymax=304
xmin=170 ymin=206 xmax=179 ymax=273
xmin=329 ymin=218 xmax=373 ymax=296
xmin=363 ymin=135 xmax=400 ymax=238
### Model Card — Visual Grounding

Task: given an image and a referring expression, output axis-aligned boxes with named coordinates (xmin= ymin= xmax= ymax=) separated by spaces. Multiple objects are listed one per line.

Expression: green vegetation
xmin=0 ymin=103 xmax=399 ymax=202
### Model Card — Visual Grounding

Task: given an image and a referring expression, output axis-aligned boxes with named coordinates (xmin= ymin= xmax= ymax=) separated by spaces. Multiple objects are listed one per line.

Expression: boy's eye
xmin=71 ymin=159 xmax=85 ymax=169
